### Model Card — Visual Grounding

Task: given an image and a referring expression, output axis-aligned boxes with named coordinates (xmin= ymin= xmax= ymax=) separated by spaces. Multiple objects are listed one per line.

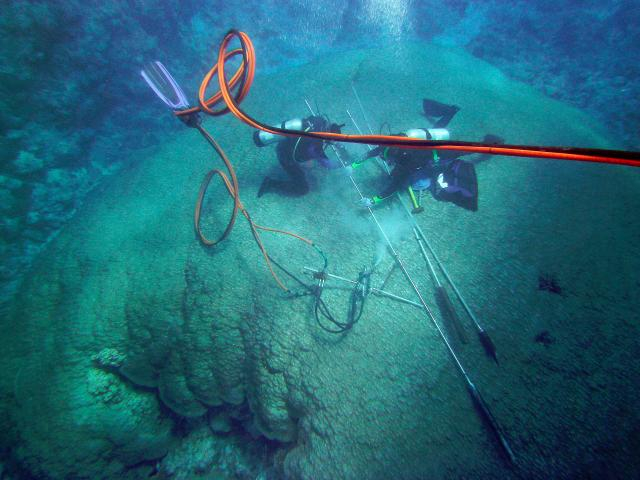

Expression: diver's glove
xmin=356 ymin=196 xmax=382 ymax=208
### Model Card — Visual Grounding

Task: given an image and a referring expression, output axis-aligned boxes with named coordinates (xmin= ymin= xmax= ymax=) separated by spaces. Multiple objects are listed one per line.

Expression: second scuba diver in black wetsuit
xmin=254 ymin=115 xmax=344 ymax=198
xmin=352 ymin=98 xmax=504 ymax=212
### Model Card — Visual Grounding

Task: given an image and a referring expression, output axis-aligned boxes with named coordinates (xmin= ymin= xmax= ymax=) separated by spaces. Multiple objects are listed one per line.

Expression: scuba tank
xmin=253 ymin=118 xmax=305 ymax=147
xmin=404 ymin=127 xmax=450 ymax=211
xmin=404 ymin=128 xmax=450 ymax=141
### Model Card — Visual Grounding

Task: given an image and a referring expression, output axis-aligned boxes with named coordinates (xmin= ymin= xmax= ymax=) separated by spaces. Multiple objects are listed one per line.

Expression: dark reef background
xmin=1 ymin=1 xmax=638 ymax=303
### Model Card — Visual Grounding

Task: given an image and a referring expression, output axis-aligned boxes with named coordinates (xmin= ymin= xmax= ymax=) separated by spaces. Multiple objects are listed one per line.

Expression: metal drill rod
xmin=378 ymin=262 xmax=397 ymax=291
xmin=414 ymin=226 xmax=440 ymax=286
xmin=345 ymin=108 xmax=391 ymax=175
xmin=414 ymin=227 xmax=469 ymax=344
xmin=303 ymin=266 xmax=423 ymax=309
xmin=346 ymin=95 xmax=499 ymax=364
xmin=418 ymin=228 xmax=498 ymax=363
xmin=304 ymin=99 xmax=396 ymax=251
xmin=342 ymin=92 xmax=513 ymax=463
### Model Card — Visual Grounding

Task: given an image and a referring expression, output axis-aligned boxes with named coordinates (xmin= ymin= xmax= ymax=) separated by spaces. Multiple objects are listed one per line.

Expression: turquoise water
xmin=1 ymin=2 xmax=639 ymax=479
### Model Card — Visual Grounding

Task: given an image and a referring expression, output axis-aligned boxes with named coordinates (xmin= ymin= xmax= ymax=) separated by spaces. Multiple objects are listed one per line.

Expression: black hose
xmin=314 ymin=267 xmax=371 ymax=334
xmin=267 ymin=254 xmax=371 ymax=334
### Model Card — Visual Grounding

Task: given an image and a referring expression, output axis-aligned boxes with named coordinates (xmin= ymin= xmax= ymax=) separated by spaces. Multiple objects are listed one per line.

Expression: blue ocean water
xmin=1 ymin=1 xmax=639 ymax=479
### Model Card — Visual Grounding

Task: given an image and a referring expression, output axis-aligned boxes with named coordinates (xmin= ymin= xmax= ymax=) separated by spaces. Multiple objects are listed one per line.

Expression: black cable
xmin=314 ymin=267 xmax=371 ymax=334
xmin=267 ymin=253 xmax=371 ymax=334
xmin=348 ymin=268 xmax=371 ymax=325
xmin=265 ymin=254 xmax=315 ymax=297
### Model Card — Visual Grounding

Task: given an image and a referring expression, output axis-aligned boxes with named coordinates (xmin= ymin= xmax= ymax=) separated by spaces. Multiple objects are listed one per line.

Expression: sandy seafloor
xmin=1 ymin=43 xmax=639 ymax=479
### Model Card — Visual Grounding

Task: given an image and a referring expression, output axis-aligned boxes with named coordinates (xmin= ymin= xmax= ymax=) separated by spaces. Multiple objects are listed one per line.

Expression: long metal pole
xmin=346 ymin=94 xmax=499 ymax=364
xmin=414 ymin=227 xmax=469 ymax=344
xmin=414 ymin=227 xmax=441 ymax=286
xmin=305 ymin=99 xmax=515 ymax=464
xmin=303 ymin=266 xmax=423 ymax=309
xmin=419 ymin=228 xmax=498 ymax=362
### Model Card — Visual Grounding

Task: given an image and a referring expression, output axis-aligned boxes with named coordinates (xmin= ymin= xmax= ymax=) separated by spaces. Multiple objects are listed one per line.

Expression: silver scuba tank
xmin=404 ymin=128 xmax=450 ymax=141
xmin=253 ymin=118 xmax=305 ymax=147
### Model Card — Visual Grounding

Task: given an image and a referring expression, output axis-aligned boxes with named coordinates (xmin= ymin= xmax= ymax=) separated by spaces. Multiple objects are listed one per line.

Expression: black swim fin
xmin=422 ymin=99 xmax=460 ymax=128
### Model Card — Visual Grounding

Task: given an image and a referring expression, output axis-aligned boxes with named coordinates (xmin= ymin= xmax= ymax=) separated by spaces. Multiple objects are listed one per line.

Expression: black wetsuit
xmin=258 ymin=116 xmax=335 ymax=198
xmin=377 ymin=148 xmax=439 ymax=199
xmin=378 ymin=147 xmax=480 ymax=211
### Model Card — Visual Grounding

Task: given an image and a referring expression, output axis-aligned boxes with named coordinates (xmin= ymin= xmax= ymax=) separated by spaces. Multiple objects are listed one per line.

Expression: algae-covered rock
xmin=1 ymin=42 xmax=639 ymax=479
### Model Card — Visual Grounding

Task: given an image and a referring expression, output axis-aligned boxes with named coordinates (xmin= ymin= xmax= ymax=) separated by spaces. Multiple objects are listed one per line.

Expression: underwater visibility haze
xmin=1 ymin=1 xmax=640 ymax=479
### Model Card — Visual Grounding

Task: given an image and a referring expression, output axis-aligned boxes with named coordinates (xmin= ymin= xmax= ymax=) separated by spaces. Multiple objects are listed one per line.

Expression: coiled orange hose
xmin=193 ymin=124 xmax=313 ymax=292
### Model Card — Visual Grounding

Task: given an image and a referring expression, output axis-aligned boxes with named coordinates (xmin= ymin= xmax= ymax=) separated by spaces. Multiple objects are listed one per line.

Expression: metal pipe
xmin=414 ymin=227 xmax=468 ymax=344
xmin=414 ymin=227 xmax=440 ymax=286
xmin=303 ymin=266 xmax=423 ymax=309
xmin=342 ymin=90 xmax=513 ymax=463
xmin=346 ymin=95 xmax=498 ymax=363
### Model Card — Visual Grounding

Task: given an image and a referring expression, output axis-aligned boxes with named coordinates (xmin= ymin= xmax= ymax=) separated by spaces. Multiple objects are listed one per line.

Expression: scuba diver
xmin=254 ymin=115 xmax=344 ymax=197
xmin=352 ymin=98 xmax=504 ymax=212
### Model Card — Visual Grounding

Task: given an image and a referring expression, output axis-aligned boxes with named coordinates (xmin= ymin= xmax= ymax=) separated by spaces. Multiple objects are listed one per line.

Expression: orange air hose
xmin=192 ymin=119 xmax=314 ymax=292
xmin=182 ymin=29 xmax=640 ymax=291
xmin=193 ymin=126 xmax=240 ymax=246
xmin=177 ymin=30 xmax=640 ymax=168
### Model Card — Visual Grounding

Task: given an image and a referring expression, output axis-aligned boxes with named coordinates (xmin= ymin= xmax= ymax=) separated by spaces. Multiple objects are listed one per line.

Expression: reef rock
xmin=1 ymin=43 xmax=639 ymax=479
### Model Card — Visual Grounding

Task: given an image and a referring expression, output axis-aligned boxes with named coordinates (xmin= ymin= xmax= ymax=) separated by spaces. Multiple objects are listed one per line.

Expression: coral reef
xmin=1 ymin=43 xmax=639 ymax=479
